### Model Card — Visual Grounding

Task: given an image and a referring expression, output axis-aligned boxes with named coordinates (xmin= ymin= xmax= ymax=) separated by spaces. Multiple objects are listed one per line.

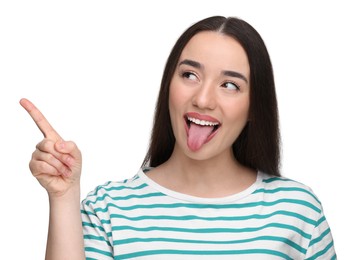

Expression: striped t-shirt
xmin=81 ymin=168 xmax=336 ymax=259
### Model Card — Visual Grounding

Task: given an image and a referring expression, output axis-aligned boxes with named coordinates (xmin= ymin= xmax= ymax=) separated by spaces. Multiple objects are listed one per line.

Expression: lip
xmin=184 ymin=112 xmax=220 ymax=124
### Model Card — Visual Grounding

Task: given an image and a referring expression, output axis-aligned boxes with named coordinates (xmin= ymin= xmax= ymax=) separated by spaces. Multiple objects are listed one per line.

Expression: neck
xmin=170 ymin=146 xmax=238 ymax=181
xmin=155 ymin=145 xmax=256 ymax=197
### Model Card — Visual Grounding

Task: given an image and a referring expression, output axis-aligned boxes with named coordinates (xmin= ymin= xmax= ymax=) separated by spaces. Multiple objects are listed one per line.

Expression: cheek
xmin=225 ymin=97 xmax=250 ymax=123
xmin=168 ymin=82 xmax=188 ymax=139
xmin=169 ymin=80 xmax=190 ymax=112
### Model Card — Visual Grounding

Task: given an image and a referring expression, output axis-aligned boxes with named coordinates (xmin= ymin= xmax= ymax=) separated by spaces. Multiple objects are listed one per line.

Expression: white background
xmin=1 ymin=0 xmax=354 ymax=258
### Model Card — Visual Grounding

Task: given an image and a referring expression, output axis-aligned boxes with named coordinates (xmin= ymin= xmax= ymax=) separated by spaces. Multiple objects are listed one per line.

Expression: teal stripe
xmin=306 ymin=240 xmax=334 ymax=260
xmin=105 ymin=183 xmax=147 ymax=192
xmin=82 ymin=222 xmax=105 ymax=232
xmin=254 ymin=187 xmax=320 ymax=204
xmin=309 ymin=228 xmax=331 ymax=247
xmin=111 ymin=222 xmax=311 ymax=239
xmin=113 ymin=235 xmax=306 ymax=254
xmin=106 ymin=210 xmax=316 ymax=225
xmin=263 ymin=177 xmax=298 ymax=183
xmin=88 ymin=183 xmax=148 ymax=197
xmin=316 ymin=215 xmax=326 ymax=227
xmin=132 ymin=174 xmax=140 ymax=181
xmin=83 ymin=234 xmax=111 ymax=246
xmin=86 ymin=192 xmax=165 ymax=205
xmin=82 ymin=222 xmax=113 ymax=239
xmin=116 ymin=248 xmax=293 ymax=259
xmin=93 ymin=198 xmax=321 ymax=214
xmin=85 ymin=246 xmax=113 ymax=257
xmin=88 ymin=181 xmax=111 ymax=196
xmin=81 ymin=209 xmax=113 ymax=227
xmin=81 ymin=209 xmax=96 ymax=217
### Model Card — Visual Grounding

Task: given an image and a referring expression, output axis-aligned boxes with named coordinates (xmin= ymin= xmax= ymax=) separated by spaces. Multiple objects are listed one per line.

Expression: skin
xmin=20 ymin=98 xmax=85 ymax=259
xmin=147 ymin=32 xmax=257 ymax=197
xmin=20 ymin=31 xmax=256 ymax=258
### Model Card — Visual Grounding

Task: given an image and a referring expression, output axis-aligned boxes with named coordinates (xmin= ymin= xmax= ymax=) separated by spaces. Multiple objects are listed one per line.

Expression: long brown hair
xmin=142 ymin=16 xmax=281 ymax=176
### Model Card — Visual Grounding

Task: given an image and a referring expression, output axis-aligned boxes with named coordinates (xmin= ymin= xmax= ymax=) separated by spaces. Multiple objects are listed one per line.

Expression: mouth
xmin=185 ymin=116 xmax=220 ymax=132
xmin=184 ymin=112 xmax=221 ymax=151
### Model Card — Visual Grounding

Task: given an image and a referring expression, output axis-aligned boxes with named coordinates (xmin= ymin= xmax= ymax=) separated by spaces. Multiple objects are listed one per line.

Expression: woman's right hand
xmin=20 ymin=98 xmax=82 ymax=198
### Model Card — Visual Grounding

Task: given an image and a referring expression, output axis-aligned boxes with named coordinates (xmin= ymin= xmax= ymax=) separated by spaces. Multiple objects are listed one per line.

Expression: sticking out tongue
xmin=187 ymin=123 xmax=214 ymax=151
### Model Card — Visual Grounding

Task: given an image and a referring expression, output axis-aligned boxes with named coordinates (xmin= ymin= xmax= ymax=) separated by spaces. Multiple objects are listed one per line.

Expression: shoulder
xmin=81 ymin=170 xmax=148 ymax=207
xmin=259 ymin=173 xmax=319 ymax=199
xmin=256 ymin=172 xmax=323 ymax=216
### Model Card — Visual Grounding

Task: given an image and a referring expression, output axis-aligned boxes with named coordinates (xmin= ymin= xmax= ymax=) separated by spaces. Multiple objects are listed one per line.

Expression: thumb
xmin=55 ymin=140 xmax=82 ymax=166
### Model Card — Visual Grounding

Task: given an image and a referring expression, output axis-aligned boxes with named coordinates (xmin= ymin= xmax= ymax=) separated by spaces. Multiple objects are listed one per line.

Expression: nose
xmin=192 ymin=82 xmax=216 ymax=110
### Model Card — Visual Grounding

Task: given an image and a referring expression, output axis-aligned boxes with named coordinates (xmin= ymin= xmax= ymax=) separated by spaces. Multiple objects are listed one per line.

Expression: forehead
xmin=179 ymin=31 xmax=250 ymax=75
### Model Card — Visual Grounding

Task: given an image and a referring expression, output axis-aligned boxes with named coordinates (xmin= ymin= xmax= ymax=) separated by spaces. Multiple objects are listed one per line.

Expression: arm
xmin=305 ymin=210 xmax=337 ymax=259
xmin=20 ymin=98 xmax=85 ymax=260
xmin=46 ymin=184 xmax=84 ymax=259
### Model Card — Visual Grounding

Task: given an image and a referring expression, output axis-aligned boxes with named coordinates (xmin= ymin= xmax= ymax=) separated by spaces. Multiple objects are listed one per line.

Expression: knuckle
xmin=37 ymin=161 xmax=48 ymax=173
xmin=35 ymin=161 xmax=56 ymax=176
xmin=68 ymin=140 xmax=79 ymax=151
xmin=45 ymin=153 xmax=56 ymax=164
xmin=42 ymin=140 xmax=54 ymax=151
xmin=59 ymin=164 xmax=69 ymax=175
xmin=37 ymin=139 xmax=54 ymax=152
xmin=29 ymin=161 xmax=42 ymax=176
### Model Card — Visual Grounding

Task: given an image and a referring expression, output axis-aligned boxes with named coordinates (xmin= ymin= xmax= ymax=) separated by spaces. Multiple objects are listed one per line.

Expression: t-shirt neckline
xmin=137 ymin=167 xmax=264 ymax=204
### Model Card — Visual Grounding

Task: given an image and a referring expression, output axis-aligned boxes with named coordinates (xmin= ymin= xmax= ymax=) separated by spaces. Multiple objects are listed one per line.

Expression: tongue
xmin=187 ymin=123 xmax=214 ymax=151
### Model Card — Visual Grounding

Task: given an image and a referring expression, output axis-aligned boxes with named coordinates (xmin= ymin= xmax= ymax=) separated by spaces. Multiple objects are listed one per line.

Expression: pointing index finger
xmin=20 ymin=98 xmax=62 ymax=141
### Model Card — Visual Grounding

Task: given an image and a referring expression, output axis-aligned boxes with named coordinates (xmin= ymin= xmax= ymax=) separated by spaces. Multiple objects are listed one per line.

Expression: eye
xmin=222 ymin=81 xmax=240 ymax=91
xmin=182 ymin=71 xmax=198 ymax=81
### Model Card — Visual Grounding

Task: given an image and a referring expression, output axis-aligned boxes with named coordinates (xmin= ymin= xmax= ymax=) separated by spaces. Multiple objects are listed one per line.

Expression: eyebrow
xmin=178 ymin=59 xmax=202 ymax=69
xmin=222 ymin=70 xmax=248 ymax=84
xmin=178 ymin=59 xmax=248 ymax=84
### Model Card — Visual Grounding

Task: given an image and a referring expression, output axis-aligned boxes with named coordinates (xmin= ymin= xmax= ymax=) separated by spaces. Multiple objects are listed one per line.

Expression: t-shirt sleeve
xmin=81 ymin=194 xmax=114 ymax=259
xmin=305 ymin=210 xmax=337 ymax=259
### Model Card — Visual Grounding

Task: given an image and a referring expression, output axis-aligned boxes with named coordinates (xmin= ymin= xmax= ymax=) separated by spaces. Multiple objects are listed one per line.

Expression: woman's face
xmin=169 ymin=31 xmax=250 ymax=161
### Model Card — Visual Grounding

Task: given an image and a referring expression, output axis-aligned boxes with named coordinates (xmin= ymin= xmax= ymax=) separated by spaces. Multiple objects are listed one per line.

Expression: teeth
xmin=187 ymin=117 xmax=219 ymax=126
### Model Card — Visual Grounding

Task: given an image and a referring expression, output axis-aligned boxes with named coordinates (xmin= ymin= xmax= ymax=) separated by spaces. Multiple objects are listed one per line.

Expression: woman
xmin=21 ymin=16 xmax=336 ymax=259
